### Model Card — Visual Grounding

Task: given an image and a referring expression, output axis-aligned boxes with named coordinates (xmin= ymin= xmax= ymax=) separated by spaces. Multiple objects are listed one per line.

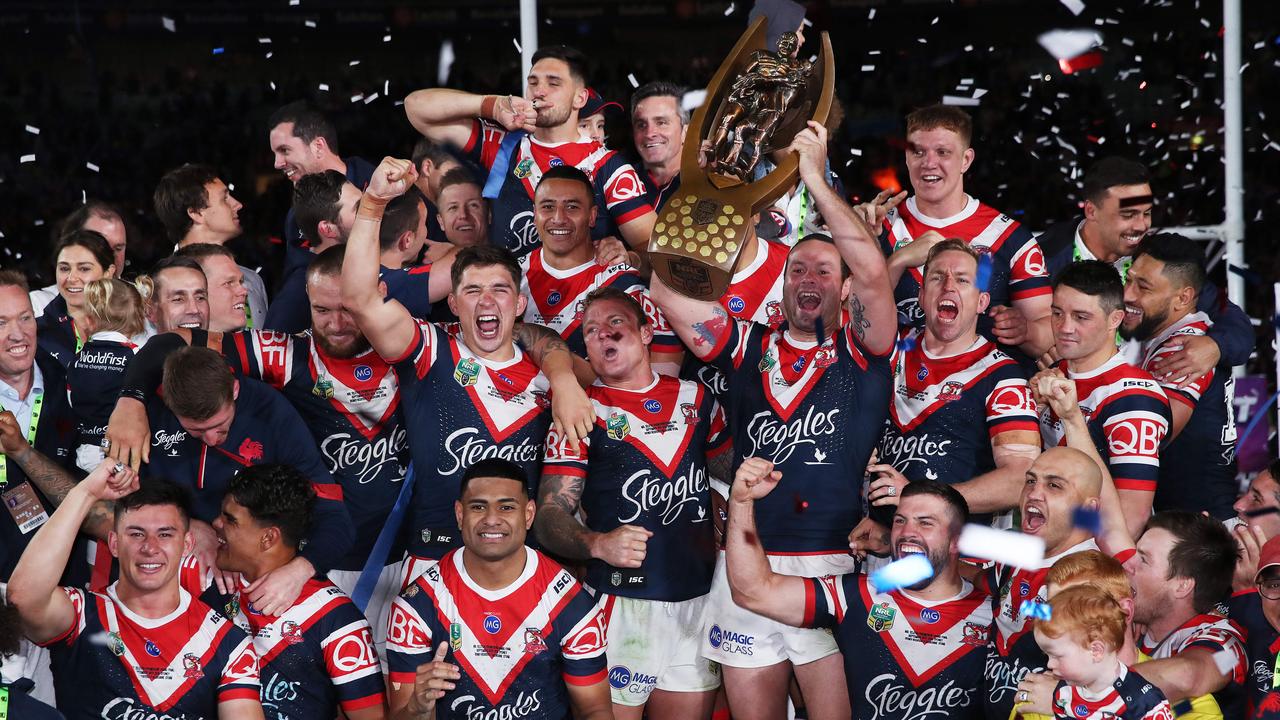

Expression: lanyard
xmin=0 ymin=686 xmax=8 ymax=720
xmin=1073 ymin=241 xmax=1131 ymax=280
xmin=0 ymin=389 xmax=44 ymax=487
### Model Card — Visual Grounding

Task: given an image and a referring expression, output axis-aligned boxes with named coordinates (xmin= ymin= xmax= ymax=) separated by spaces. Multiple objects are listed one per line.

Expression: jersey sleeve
xmin=985 ymin=371 xmax=1039 ymax=438
xmin=1124 ymin=668 xmax=1177 ymax=720
xmin=1003 ymin=227 xmax=1052 ymax=302
xmin=389 ymin=321 xmax=441 ymax=381
xmin=801 ymin=574 xmax=853 ymax=629
xmin=707 ymin=318 xmax=756 ymax=374
xmin=557 ymin=585 xmax=608 ymax=686
xmin=385 ymin=588 xmax=436 ymax=685
xmin=382 ymin=265 xmax=434 ymax=320
xmin=462 ymin=119 xmax=508 ymax=170
xmin=1180 ymin=620 xmax=1248 ymax=685
xmin=224 ymin=329 xmax=292 ymax=389
xmin=542 ymin=418 xmax=591 ymax=478
xmin=1149 ymin=336 xmax=1214 ymax=408
xmin=595 ymin=155 xmax=654 ymax=228
xmin=217 ymin=634 xmax=262 ymax=703
xmin=37 ymin=586 xmax=88 ymax=647
xmin=705 ymin=398 xmax=731 ymax=458
xmin=320 ymin=610 xmax=386 ymax=712
xmin=1101 ymin=387 xmax=1172 ymax=493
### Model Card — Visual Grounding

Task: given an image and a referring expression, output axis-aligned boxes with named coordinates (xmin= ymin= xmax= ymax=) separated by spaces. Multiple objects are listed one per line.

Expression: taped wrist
xmin=357 ymin=193 xmax=390 ymax=221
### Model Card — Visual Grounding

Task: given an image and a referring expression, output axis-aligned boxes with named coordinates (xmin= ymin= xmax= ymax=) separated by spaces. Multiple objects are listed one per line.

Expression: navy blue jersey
xmin=264 ymin=262 xmax=434 ymax=334
xmin=380 ymin=264 xmax=434 ymax=319
xmin=387 ymin=548 xmax=607 ymax=720
xmin=1040 ymin=355 xmax=1171 ymax=496
xmin=1227 ymin=590 xmax=1278 ymax=717
xmin=882 ymin=196 xmax=1051 ymax=342
xmin=639 ymin=168 xmax=680 ymax=212
xmin=708 ymin=319 xmax=891 ymax=553
xmin=39 ymin=585 xmax=260 ymax=720
xmin=543 ymin=374 xmax=729 ymax=601
xmin=983 ymin=538 xmax=1098 ymax=720
xmin=389 ymin=322 xmax=552 ymax=560
xmin=202 ymin=578 xmax=384 ymax=719
xmin=145 ymin=377 xmax=353 ymax=574
xmin=1137 ymin=612 xmax=1248 ymax=720
xmin=878 ymin=330 xmax=1036 ymax=525
xmin=68 ymin=334 xmax=137 ymax=449
xmin=34 ymin=294 xmax=80 ymax=368
xmin=1128 ymin=313 xmax=1238 ymax=519
xmin=464 ymin=120 xmax=653 ymax=257
xmin=222 ymin=329 xmax=410 ymax=572
xmin=281 ymin=156 xmax=376 ymax=279
xmin=804 ymin=572 xmax=992 ymax=719
xmin=1049 ymin=665 xmax=1173 ymax=719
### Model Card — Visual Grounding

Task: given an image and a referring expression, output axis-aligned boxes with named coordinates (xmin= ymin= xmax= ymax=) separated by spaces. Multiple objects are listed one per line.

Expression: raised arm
xmin=0 ymin=410 xmax=113 ymax=539
xmin=648 ymin=274 xmax=732 ymax=363
xmin=342 ymin=158 xmax=422 ymax=362
xmin=790 ymin=122 xmax=896 ymax=356
xmin=952 ymin=429 xmax=1042 ymax=514
xmin=725 ymin=458 xmax=810 ymax=627
xmin=404 ymin=88 xmax=536 ymax=149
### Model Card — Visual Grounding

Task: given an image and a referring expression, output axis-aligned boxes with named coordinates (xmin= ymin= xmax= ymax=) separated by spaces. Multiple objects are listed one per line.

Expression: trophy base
xmin=649 ymin=193 xmax=752 ymax=302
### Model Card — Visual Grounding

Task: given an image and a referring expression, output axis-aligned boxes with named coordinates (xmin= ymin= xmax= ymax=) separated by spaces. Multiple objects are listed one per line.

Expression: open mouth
xmin=476 ymin=314 xmax=500 ymax=340
xmin=796 ymin=290 xmax=821 ymax=311
xmin=456 ymin=223 xmax=475 ymax=232
xmin=179 ymin=321 xmax=202 ymax=329
xmin=478 ymin=530 xmax=507 ymax=542
xmin=547 ymin=228 xmax=572 ymax=237
xmin=936 ymin=299 xmax=959 ymax=322
xmin=920 ymin=174 xmax=943 ymax=186
xmin=136 ymin=562 xmax=164 ymax=574
xmin=896 ymin=541 xmax=926 ymax=557
xmin=284 ymin=168 xmax=300 ymax=183
xmin=6 ymin=343 xmax=30 ymax=357
xmin=1121 ymin=232 xmax=1146 ymax=247
xmin=65 ymin=287 xmax=84 ymax=294
xmin=1124 ymin=305 xmax=1142 ymax=323
xmin=1022 ymin=505 xmax=1046 ymax=533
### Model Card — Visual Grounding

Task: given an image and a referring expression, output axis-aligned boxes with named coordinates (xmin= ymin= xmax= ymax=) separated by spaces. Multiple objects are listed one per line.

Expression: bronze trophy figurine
xmin=649 ymin=17 xmax=834 ymax=300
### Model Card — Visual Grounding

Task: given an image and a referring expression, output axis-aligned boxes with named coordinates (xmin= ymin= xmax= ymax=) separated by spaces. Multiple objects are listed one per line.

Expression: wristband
xmin=357 ymin=193 xmax=390 ymax=221
xmin=480 ymin=94 xmax=502 ymax=121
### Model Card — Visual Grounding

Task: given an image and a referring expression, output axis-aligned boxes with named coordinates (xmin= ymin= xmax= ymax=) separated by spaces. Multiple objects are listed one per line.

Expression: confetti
xmin=318 ymin=83 xmax=330 ymax=91
xmin=86 ymin=162 xmax=99 ymax=172
xmin=1037 ymin=29 xmax=1102 ymax=61
xmin=1019 ymin=600 xmax=1053 ymax=621
xmin=868 ymin=8 xmax=876 ymax=19
xmin=19 ymin=154 xmax=35 ymax=163
xmin=162 ymin=16 xmax=175 ymax=32
xmin=724 ymin=2 xmax=735 ymax=16
xmin=289 ymin=0 xmax=299 ymax=5
xmin=627 ymin=73 xmax=639 ymax=88
xmin=681 ymin=89 xmax=707 ymax=113
xmin=1072 ymin=507 xmax=1102 ymax=534
xmin=383 ymin=34 xmax=391 ymax=43
xmin=24 ymin=125 xmax=39 ymax=135
xmin=438 ymin=40 xmax=455 ymax=86
xmin=349 ymin=60 xmax=361 ymax=66
xmin=958 ymin=524 xmax=1045 ymax=568
xmin=942 ymin=95 xmax=980 ymax=107
xmin=513 ymin=38 xmax=522 ymax=53
xmin=976 ymin=253 xmax=993 ymax=290
xmin=305 ymin=19 xmax=316 ymax=28
xmin=212 ymin=47 xmax=224 ymax=55
xmin=364 ymin=93 xmax=378 ymax=105
xmin=258 ymin=37 xmax=271 ymax=44
xmin=849 ymin=148 xmax=863 ymax=157
xmin=870 ymin=554 xmax=934 ymax=593
xmin=1059 ymin=0 xmax=1085 ymax=15
xmin=861 ymin=65 xmax=876 ymax=72
xmin=350 ymin=94 xmax=364 ymax=103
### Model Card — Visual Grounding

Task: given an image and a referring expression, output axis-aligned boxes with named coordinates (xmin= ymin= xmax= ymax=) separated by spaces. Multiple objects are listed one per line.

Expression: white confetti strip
xmin=162 ymin=16 xmax=175 ymax=32
xmin=86 ymin=162 xmax=99 ymax=172
xmin=868 ymin=8 xmax=876 ymax=19
xmin=349 ymin=60 xmax=360 ymax=66
xmin=258 ymin=37 xmax=271 ymax=44
xmin=305 ymin=19 xmax=316 ymax=28
xmin=870 ymin=554 xmax=933 ymax=593
xmin=861 ymin=65 xmax=875 ymax=72
xmin=942 ymin=95 xmax=981 ymax=107
xmin=1059 ymin=0 xmax=1085 ymax=15
xmin=513 ymin=38 xmax=522 ymax=53
xmin=350 ymin=94 xmax=364 ymax=103
xmin=19 ymin=154 xmax=35 ymax=163
xmin=627 ymin=73 xmax=639 ymax=88
xmin=318 ymin=83 xmax=329 ymax=91
xmin=438 ymin=40 xmax=455 ymax=86
xmin=958 ymin=524 xmax=1045 ymax=568
xmin=383 ymin=34 xmax=391 ymax=42
xmin=680 ymin=89 xmax=707 ymax=113
xmin=24 ymin=125 xmax=39 ymax=135
xmin=724 ymin=2 xmax=735 ymax=16
xmin=849 ymin=148 xmax=863 ymax=156
xmin=364 ymin=93 xmax=378 ymax=104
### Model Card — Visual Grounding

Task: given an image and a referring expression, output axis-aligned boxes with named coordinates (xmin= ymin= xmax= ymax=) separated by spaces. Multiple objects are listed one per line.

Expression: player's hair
xmin=1036 ymin=583 xmax=1127 ymax=653
xmin=1144 ymin=511 xmax=1236 ymax=614
xmin=1047 ymin=550 xmax=1132 ymax=605
xmin=53 ymin=229 xmax=115 ymax=274
xmin=1133 ymin=233 xmax=1205 ymax=296
xmin=412 ymin=137 xmax=458 ymax=174
xmin=307 ymin=244 xmax=346 ymax=281
xmin=137 ymin=256 xmax=205 ymax=305
xmin=630 ymin=81 xmax=689 ymax=125
xmin=905 ymin=104 xmax=973 ymax=148
xmin=58 ymin=200 xmax=125 ymax=242
xmin=788 ymin=233 xmax=850 ymax=279
xmin=0 ymin=595 xmax=20 ymax=659
xmin=228 ymin=464 xmax=315 ymax=550
xmin=450 ymin=244 xmax=522 ymax=291
xmin=459 ymin=458 xmax=530 ymax=499
xmin=162 ymin=346 xmax=235 ymax=422
xmin=293 ymin=170 xmax=348 ymax=243
xmin=536 ymin=165 xmax=594 ymax=201
xmin=438 ymin=166 xmax=483 ymax=196
xmin=0 ymin=269 xmax=30 ymax=292
xmin=582 ymin=287 xmax=648 ymax=328
xmin=1082 ymin=157 xmax=1151 ymax=205
xmin=154 ymin=164 xmax=220 ymax=243
xmin=1053 ymin=260 xmax=1124 ymax=315
xmin=921 ymin=238 xmax=981 ymax=277
xmin=531 ymin=45 xmax=590 ymax=86
xmin=379 ymin=191 xmax=425 ymax=253
xmin=175 ymin=243 xmax=236 ymax=264
xmin=268 ymin=100 xmax=340 ymax=155
xmin=85 ymin=278 xmax=145 ymax=338
xmin=899 ymin=480 xmax=969 ymax=534
xmin=1267 ymin=460 xmax=1280 ymax=507
xmin=115 ymin=476 xmax=194 ymax=529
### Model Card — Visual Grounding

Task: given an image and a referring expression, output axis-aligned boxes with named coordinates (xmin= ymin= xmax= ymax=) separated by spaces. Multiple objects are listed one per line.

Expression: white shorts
xmin=598 ymin=593 xmax=721 ymax=706
xmin=700 ymin=551 xmax=853 ymax=668
xmin=329 ymin=560 xmax=404 ymax=654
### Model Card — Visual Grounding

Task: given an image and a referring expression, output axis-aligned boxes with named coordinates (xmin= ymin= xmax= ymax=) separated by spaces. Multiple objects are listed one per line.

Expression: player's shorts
xmin=329 ymin=559 xmax=404 ymax=654
xmin=597 ymin=593 xmax=721 ymax=706
xmin=700 ymin=551 xmax=854 ymax=668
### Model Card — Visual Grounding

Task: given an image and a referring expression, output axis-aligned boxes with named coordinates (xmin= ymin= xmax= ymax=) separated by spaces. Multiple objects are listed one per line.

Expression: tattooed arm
xmin=647 ymin=272 xmax=731 ymax=362
xmin=536 ymin=472 xmax=653 ymax=568
xmin=0 ymin=413 xmax=113 ymax=540
xmin=514 ymin=322 xmax=595 ymax=447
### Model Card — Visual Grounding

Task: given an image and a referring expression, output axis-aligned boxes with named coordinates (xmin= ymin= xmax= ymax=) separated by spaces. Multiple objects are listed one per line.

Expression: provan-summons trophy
xmin=648 ymin=17 xmax=834 ymax=300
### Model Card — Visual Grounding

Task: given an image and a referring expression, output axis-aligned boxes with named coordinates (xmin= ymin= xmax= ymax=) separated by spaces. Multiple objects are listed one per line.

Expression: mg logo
xmin=920 ymin=608 xmax=941 ymax=624
xmin=608 ymin=666 xmax=632 ymax=689
xmin=483 ymin=615 xmax=502 ymax=634
xmin=354 ymin=365 xmax=373 ymax=382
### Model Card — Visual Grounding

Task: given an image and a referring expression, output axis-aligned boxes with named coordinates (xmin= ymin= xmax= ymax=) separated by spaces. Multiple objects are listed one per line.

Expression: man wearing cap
xmin=578 ymin=88 xmax=623 ymax=145
xmin=1227 ymin=535 xmax=1280 ymax=717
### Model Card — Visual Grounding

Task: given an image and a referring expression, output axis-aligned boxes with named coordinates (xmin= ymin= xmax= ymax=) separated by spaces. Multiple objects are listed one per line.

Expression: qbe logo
xmin=354 ymin=365 xmax=373 ymax=382
xmin=484 ymin=615 xmax=502 ymax=634
xmin=608 ymin=666 xmax=632 ymax=689
xmin=727 ymin=296 xmax=746 ymax=314
xmin=708 ymin=625 xmax=753 ymax=655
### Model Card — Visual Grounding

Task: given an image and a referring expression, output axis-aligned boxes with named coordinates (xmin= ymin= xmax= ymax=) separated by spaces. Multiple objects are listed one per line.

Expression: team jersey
xmin=264 ymin=263 xmax=434 ymax=334
xmin=1137 ymin=612 xmax=1248 ymax=719
xmin=387 ymin=547 xmax=608 ymax=720
xmin=1039 ymin=355 xmax=1171 ymax=495
xmin=464 ymin=120 xmax=653 ymax=257
xmin=68 ymin=333 xmax=137 ymax=451
xmin=879 ymin=329 xmax=1037 ymax=513
xmin=882 ymin=196 xmax=1051 ymax=340
xmin=201 ymin=577 xmax=384 ymax=719
xmin=517 ymin=250 xmax=679 ymax=356
xmin=390 ymin=322 xmax=552 ymax=560
xmin=542 ymin=373 xmax=729 ymax=601
xmin=1048 ymin=664 xmax=1173 ymax=719
xmin=984 ymin=537 xmax=1098 ymax=719
xmin=1125 ymin=312 xmax=1237 ymax=518
xmin=222 ymin=329 xmax=410 ymax=571
xmin=39 ymin=584 xmax=260 ymax=720
xmin=639 ymin=168 xmax=680 ymax=211
xmin=1226 ymin=590 xmax=1279 ymax=716
xmin=707 ymin=319 xmax=892 ymax=553
xmin=803 ymin=572 xmax=992 ymax=719
xmin=145 ymin=377 xmax=353 ymax=574
xmin=34 ymin=294 xmax=82 ymax=368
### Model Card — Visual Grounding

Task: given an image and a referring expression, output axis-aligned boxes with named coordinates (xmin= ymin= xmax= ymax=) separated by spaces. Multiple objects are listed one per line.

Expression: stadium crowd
xmin=0 ymin=1 xmax=1274 ymax=719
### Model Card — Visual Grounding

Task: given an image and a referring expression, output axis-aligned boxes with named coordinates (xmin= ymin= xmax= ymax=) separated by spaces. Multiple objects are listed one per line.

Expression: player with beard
xmin=537 ymin=288 xmax=730 ymax=719
xmin=727 ymin=459 xmax=993 ymax=720
xmin=1033 ymin=261 xmax=1170 ymax=538
xmin=1117 ymin=234 xmax=1236 ymax=518
xmin=867 ymin=239 xmax=1040 ymax=528
xmin=406 ymin=46 xmax=656 ymax=260
xmin=649 ymin=123 xmax=897 ymax=720
xmin=341 ymin=157 xmax=594 ymax=587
